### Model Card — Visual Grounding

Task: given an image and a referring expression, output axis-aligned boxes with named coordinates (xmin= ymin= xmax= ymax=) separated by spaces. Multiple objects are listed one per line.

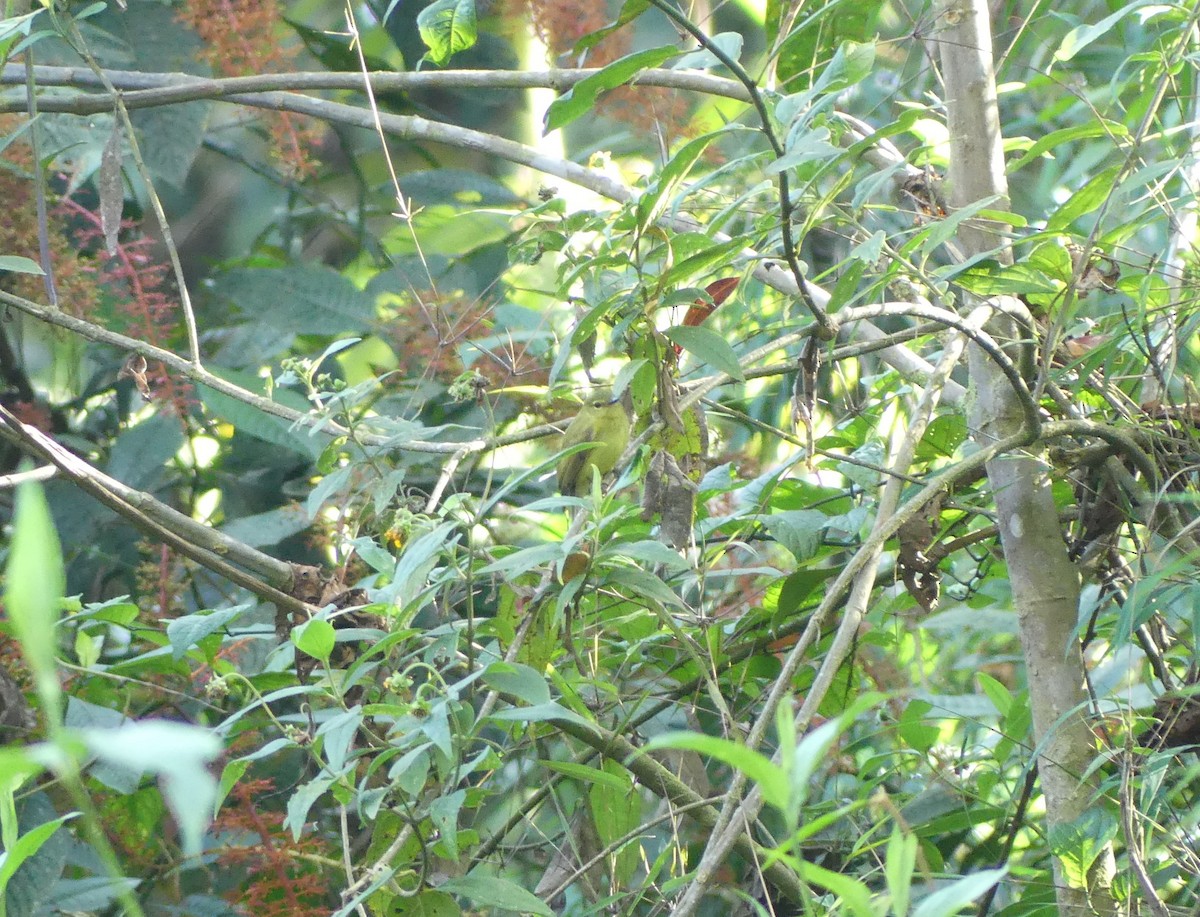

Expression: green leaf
xmin=1007 ymin=121 xmax=1129 ymax=172
xmin=0 ymin=255 xmax=44 ymax=274
xmin=665 ymin=324 xmax=745 ymax=380
xmin=795 ymin=859 xmax=875 ymax=917
xmin=429 ymin=789 xmax=466 ymax=861
xmin=417 ymin=0 xmax=477 ymax=67
xmin=285 ymin=774 xmax=333 ymax=841
xmin=0 ymin=813 xmax=76 ymax=902
xmin=756 ymin=510 xmax=827 ymax=562
xmin=885 ymin=828 xmax=918 ymax=917
xmin=897 ymin=699 xmax=939 ymax=754
xmin=1054 ymin=3 xmax=1149 ymax=61
xmin=488 ymin=701 xmax=598 ymax=733
xmin=975 ymin=672 xmax=1013 ymax=716
xmin=589 ymin=760 xmax=641 ymax=885
xmin=571 ymin=0 xmax=649 ymax=52
xmin=1047 ymin=166 xmax=1121 ymax=232
xmin=82 ymin=721 xmax=220 ymax=857
xmin=440 ymin=872 xmax=553 ymax=916
xmin=5 ymin=479 xmax=65 ymax=722
xmin=1049 ymin=809 xmax=1117 ymax=889
xmin=914 ymin=414 xmax=968 ymax=463
xmin=199 ymin=368 xmax=322 ymax=460
xmin=292 ymin=618 xmax=335 ymax=660
xmin=482 ymin=662 xmax=551 ymax=705
xmin=317 ymin=707 xmax=363 ymax=773
xmin=165 ymin=606 xmax=250 ymax=661
xmin=671 ymin=32 xmax=743 ymax=71
xmin=642 ymin=731 xmax=787 ymax=811
xmin=389 ymin=889 xmax=461 ymax=916
xmin=911 ymin=868 xmax=1007 ymax=917
xmin=635 ymin=129 xmax=721 ymax=231
xmin=211 ymin=265 xmax=376 ymax=336
xmin=542 ymin=760 xmax=630 ymax=791
xmin=814 ymin=39 xmax=876 ymax=93
xmin=545 ymin=46 xmax=679 ymax=132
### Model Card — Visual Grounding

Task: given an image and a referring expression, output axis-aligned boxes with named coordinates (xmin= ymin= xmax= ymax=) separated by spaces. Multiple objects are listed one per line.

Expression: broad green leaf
xmin=429 ymin=789 xmax=465 ymax=861
xmin=1047 ymin=166 xmax=1121 ymax=232
xmin=886 ymin=828 xmax=918 ymax=916
xmin=292 ymin=618 xmax=335 ymax=660
xmin=440 ymin=873 xmax=553 ymax=916
xmin=0 ymin=813 xmax=76 ymax=899
xmin=911 ymin=868 xmax=1008 ymax=917
xmin=199 ymin=368 xmax=322 ymax=460
xmin=914 ymin=414 xmax=968 ymax=463
xmin=897 ymin=700 xmax=939 ymax=754
xmin=545 ymin=46 xmax=679 ymax=132
xmin=1048 ymin=809 xmax=1117 ymax=889
xmin=795 ymin=859 xmax=875 ymax=917
xmin=814 ymin=39 xmax=875 ymax=93
xmin=5 ymin=480 xmax=65 ymax=722
xmin=165 ymin=605 xmax=250 ymax=661
xmin=975 ymin=672 xmax=1013 ymax=716
xmin=642 ymin=731 xmax=787 ymax=811
xmin=210 ymin=265 xmax=376 ymax=336
xmin=1054 ymin=3 xmax=1149 ymax=61
xmin=665 ymin=324 xmax=745 ymax=380
xmin=756 ymin=510 xmax=827 ymax=562
xmin=671 ymin=31 xmax=743 ymax=70
xmin=417 ymin=0 xmax=477 ymax=66
xmin=285 ymin=774 xmax=333 ymax=841
xmin=0 ymin=255 xmax=43 ymax=274
xmin=82 ymin=721 xmax=220 ymax=857
xmin=482 ymin=662 xmax=551 ymax=705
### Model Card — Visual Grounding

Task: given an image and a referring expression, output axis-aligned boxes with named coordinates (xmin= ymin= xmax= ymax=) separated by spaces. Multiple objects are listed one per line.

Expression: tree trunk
xmin=937 ymin=2 xmax=1117 ymax=912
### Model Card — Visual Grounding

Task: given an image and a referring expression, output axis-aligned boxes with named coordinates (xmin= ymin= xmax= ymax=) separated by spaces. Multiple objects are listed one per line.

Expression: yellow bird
xmin=555 ymin=391 xmax=633 ymax=496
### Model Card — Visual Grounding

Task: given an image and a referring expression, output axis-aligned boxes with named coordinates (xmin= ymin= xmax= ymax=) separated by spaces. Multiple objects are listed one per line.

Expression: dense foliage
xmin=1 ymin=1 xmax=1199 ymax=915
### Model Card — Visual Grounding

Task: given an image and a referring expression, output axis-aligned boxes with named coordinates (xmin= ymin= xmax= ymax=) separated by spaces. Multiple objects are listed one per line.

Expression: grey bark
xmin=937 ymin=1 xmax=1117 ymax=912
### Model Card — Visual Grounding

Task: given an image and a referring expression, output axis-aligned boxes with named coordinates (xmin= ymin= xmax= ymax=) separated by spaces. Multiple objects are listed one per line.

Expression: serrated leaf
xmin=211 ymin=265 xmax=376 ymax=335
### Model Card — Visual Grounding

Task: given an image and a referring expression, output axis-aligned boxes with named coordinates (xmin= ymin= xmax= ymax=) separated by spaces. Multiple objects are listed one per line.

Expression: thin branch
xmin=0 ymin=64 xmax=753 ymax=104
xmin=0 ymin=405 xmax=316 ymax=614
xmin=0 ymin=64 xmax=955 ymax=402
xmin=643 ymin=0 xmax=831 ymax=334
